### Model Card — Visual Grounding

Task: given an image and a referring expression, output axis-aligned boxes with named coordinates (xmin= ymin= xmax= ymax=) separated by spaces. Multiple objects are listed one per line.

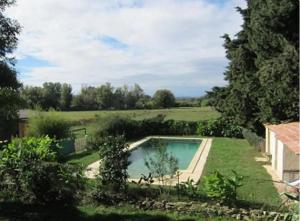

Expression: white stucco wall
xmin=270 ymin=131 xmax=277 ymax=169
xmin=276 ymin=140 xmax=284 ymax=179
xmin=283 ymin=145 xmax=300 ymax=182
xmin=265 ymin=128 xmax=299 ymax=181
xmin=265 ymin=128 xmax=270 ymax=153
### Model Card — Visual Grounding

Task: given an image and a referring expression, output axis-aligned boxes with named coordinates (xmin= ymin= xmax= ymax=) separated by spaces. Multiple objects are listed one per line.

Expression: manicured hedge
xmin=242 ymin=129 xmax=265 ymax=151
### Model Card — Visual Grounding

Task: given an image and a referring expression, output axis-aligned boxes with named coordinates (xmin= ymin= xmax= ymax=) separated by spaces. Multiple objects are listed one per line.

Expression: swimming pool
xmin=127 ymin=138 xmax=202 ymax=179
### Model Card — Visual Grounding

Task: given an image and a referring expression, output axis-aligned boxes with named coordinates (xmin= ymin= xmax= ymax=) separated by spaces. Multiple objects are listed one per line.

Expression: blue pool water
xmin=127 ymin=138 xmax=201 ymax=179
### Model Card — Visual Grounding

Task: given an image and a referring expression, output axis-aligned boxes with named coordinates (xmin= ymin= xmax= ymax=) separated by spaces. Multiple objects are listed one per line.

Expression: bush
xmin=27 ymin=111 xmax=71 ymax=139
xmin=0 ymin=136 xmax=58 ymax=201
xmin=0 ymin=137 xmax=84 ymax=204
xmin=197 ymin=118 xmax=243 ymax=138
xmin=90 ymin=114 xmax=199 ymax=146
xmin=145 ymin=141 xmax=178 ymax=186
xmin=167 ymin=120 xmax=198 ymax=135
xmin=242 ymin=128 xmax=265 ymax=151
xmin=202 ymin=170 xmax=244 ymax=205
xmin=97 ymin=135 xmax=130 ymax=192
xmin=29 ymin=162 xmax=84 ymax=204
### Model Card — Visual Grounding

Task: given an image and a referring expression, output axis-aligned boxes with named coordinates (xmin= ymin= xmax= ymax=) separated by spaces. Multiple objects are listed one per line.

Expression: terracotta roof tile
xmin=265 ymin=122 xmax=299 ymax=154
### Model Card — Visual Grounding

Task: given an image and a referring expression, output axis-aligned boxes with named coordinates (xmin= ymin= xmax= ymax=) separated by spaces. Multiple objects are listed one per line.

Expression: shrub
xmin=138 ymin=114 xmax=167 ymax=136
xmin=29 ymin=162 xmax=84 ymax=204
xmin=0 ymin=137 xmax=83 ymax=204
xmin=0 ymin=136 xmax=58 ymax=201
xmin=145 ymin=140 xmax=178 ymax=186
xmin=167 ymin=120 xmax=198 ymax=135
xmin=197 ymin=118 xmax=243 ymax=138
xmin=89 ymin=115 xmax=136 ymax=149
xmin=177 ymin=178 xmax=197 ymax=198
xmin=90 ymin=114 xmax=198 ymax=146
xmin=242 ymin=128 xmax=265 ymax=151
xmin=27 ymin=111 xmax=71 ymax=139
xmin=202 ymin=170 xmax=244 ymax=205
xmin=97 ymin=135 xmax=130 ymax=192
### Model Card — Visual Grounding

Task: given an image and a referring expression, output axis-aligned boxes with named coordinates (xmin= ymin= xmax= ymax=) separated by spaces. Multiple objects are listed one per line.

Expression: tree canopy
xmin=0 ymin=0 xmax=21 ymax=139
xmin=152 ymin=89 xmax=176 ymax=108
xmin=21 ymin=83 xmax=187 ymax=110
xmin=207 ymin=0 xmax=299 ymax=134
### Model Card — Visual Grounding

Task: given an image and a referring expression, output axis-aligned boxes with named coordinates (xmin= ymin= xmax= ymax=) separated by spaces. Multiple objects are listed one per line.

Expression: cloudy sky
xmin=7 ymin=0 xmax=246 ymax=96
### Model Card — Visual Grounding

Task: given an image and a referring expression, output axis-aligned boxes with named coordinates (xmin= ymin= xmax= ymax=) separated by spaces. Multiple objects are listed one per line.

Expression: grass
xmin=28 ymin=107 xmax=219 ymax=122
xmin=65 ymin=150 xmax=99 ymax=168
xmin=198 ymin=137 xmax=281 ymax=208
xmin=0 ymin=201 xmax=234 ymax=221
xmin=27 ymin=107 xmax=220 ymax=135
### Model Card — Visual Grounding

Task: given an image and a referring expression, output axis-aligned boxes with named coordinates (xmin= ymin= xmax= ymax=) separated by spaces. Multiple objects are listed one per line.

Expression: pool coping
xmin=127 ymin=136 xmax=212 ymax=185
xmin=84 ymin=136 xmax=212 ymax=186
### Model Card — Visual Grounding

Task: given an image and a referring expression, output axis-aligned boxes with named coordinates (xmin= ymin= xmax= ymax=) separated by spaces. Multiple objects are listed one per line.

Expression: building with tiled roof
xmin=265 ymin=122 xmax=299 ymax=182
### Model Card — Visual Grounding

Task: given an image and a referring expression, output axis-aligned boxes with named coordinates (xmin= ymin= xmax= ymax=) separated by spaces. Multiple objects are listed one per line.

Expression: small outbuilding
xmin=265 ymin=122 xmax=299 ymax=182
xmin=18 ymin=110 xmax=29 ymax=137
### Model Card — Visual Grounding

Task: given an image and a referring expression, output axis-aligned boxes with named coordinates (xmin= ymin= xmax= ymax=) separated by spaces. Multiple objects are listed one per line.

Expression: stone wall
xmin=136 ymin=199 xmax=298 ymax=220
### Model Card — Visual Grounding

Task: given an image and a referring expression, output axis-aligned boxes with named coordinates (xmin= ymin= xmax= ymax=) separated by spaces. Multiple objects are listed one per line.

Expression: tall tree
xmin=60 ymin=83 xmax=72 ymax=110
xmin=208 ymin=0 xmax=299 ymax=134
xmin=42 ymin=82 xmax=62 ymax=110
xmin=72 ymin=86 xmax=98 ymax=110
xmin=152 ymin=89 xmax=175 ymax=108
xmin=21 ymin=86 xmax=44 ymax=109
xmin=96 ymin=83 xmax=114 ymax=109
xmin=113 ymin=87 xmax=125 ymax=109
xmin=0 ymin=0 xmax=21 ymax=139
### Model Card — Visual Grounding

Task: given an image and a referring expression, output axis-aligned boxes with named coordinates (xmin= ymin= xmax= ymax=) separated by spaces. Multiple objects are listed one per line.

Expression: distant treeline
xmin=21 ymin=82 xmax=208 ymax=111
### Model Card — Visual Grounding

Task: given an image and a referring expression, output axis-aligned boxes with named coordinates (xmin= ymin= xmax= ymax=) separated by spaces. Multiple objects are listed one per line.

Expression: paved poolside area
xmin=85 ymin=136 xmax=212 ymax=185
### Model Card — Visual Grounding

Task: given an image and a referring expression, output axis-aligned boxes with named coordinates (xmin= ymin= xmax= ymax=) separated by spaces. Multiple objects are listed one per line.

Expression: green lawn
xmin=199 ymin=137 xmax=281 ymax=207
xmin=65 ymin=150 xmax=99 ymax=168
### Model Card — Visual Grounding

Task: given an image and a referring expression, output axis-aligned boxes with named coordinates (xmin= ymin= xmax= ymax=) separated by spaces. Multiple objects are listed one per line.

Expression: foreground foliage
xmin=0 ymin=137 xmax=84 ymax=204
xmin=203 ymin=170 xmax=244 ymax=205
xmin=97 ymin=135 xmax=130 ymax=192
xmin=0 ymin=202 xmax=237 ymax=221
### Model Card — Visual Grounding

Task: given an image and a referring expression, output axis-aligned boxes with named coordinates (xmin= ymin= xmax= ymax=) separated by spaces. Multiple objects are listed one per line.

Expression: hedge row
xmin=91 ymin=115 xmax=243 ymax=147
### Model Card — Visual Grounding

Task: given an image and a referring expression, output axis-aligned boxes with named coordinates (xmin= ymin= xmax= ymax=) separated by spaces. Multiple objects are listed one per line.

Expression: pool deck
xmin=84 ymin=136 xmax=212 ymax=185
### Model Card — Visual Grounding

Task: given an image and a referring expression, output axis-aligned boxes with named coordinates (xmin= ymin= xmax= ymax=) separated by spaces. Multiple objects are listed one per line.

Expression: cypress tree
xmin=208 ymin=0 xmax=299 ymax=134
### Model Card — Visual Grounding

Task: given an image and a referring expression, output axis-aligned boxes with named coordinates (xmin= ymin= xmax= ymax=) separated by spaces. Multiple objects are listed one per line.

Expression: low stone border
xmin=136 ymin=199 xmax=296 ymax=220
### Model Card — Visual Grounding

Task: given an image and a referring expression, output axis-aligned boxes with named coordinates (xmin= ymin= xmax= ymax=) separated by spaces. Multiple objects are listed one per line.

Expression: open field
xmin=28 ymin=107 xmax=219 ymax=123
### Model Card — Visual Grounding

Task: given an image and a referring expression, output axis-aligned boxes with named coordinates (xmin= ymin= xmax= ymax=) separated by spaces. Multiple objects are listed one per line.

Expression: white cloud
xmin=7 ymin=0 xmax=246 ymax=96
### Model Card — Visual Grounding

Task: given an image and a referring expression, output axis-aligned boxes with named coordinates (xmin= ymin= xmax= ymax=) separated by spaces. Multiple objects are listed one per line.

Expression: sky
xmin=6 ymin=0 xmax=246 ymax=97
